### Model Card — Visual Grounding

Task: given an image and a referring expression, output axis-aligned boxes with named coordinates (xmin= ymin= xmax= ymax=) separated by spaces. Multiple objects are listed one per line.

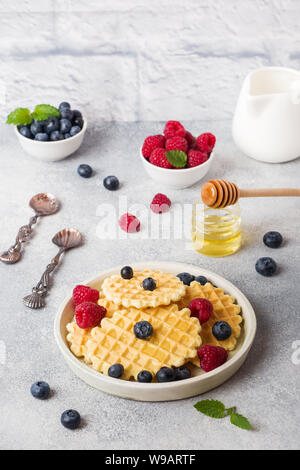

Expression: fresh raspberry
xmin=163 ymin=120 xmax=186 ymax=139
xmin=142 ymin=135 xmax=165 ymax=159
xmin=149 ymin=148 xmax=173 ymax=169
xmin=75 ymin=301 xmax=106 ymax=329
xmin=119 ymin=213 xmax=141 ymax=233
xmin=73 ymin=285 xmax=100 ymax=306
xmin=196 ymin=133 xmax=216 ymax=153
xmin=165 ymin=136 xmax=188 ymax=153
xmin=154 ymin=134 xmax=166 ymax=146
xmin=150 ymin=193 xmax=171 ymax=214
xmin=185 ymin=131 xmax=196 ymax=148
xmin=198 ymin=345 xmax=228 ymax=372
xmin=187 ymin=149 xmax=208 ymax=168
xmin=188 ymin=298 xmax=213 ymax=324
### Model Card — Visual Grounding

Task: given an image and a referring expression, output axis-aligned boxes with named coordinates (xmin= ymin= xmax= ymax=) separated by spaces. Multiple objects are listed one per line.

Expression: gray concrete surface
xmin=0 ymin=121 xmax=299 ymax=450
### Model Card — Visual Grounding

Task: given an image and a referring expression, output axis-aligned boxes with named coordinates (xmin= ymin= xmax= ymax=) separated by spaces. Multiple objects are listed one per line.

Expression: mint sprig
xmin=194 ymin=399 xmax=252 ymax=430
xmin=166 ymin=150 xmax=187 ymax=168
xmin=31 ymin=104 xmax=60 ymax=121
xmin=6 ymin=108 xmax=32 ymax=125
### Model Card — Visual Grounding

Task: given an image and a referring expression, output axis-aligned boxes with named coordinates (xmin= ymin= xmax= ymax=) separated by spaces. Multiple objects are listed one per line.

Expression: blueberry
xmin=30 ymin=121 xmax=44 ymax=135
xmin=70 ymin=125 xmax=81 ymax=136
xmin=72 ymin=110 xmax=82 ymax=119
xmin=108 ymin=363 xmax=124 ymax=378
xmin=137 ymin=370 xmax=153 ymax=383
xmin=30 ymin=381 xmax=50 ymax=400
xmin=134 ymin=321 xmax=153 ymax=340
xmin=77 ymin=164 xmax=93 ymax=178
xmin=255 ymin=257 xmax=277 ymax=277
xmin=73 ymin=117 xmax=83 ymax=129
xmin=142 ymin=277 xmax=156 ymax=291
xmin=45 ymin=116 xmax=59 ymax=134
xmin=263 ymin=231 xmax=283 ymax=249
xmin=60 ymin=118 xmax=72 ymax=134
xmin=195 ymin=275 xmax=208 ymax=285
xmin=212 ymin=321 xmax=232 ymax=340
xmin=50 ymin=130 xmax=64 ymax=141
xmin=177 ymin=272 xmax=195 ymax=286
xmin=58 ymin=102 xmax=71 ymax=112
xmin=64 ymin=133 xmax=71 ymax=139
xmin=121 ymin=266 xmax=133 ymax=279
xmin=103 ymin=175 xmax=119 ymax=191
xmin=61 ymin=108 xmax=74 ymax=121
xmin=156 ymin=367 xmax=175 ymax=383
xmin=19 ymin=125 xmax=33 ymax=139
xmin=174 ymin=366 xmax=191 ymax=381
xmin=34 ymin=132 xmax=49 ymax=141
xmin=61 ymin=410 xmax=81 ymax=430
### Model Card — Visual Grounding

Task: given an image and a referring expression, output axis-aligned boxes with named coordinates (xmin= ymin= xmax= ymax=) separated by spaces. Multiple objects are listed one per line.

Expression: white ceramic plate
xmin=54 ymin=262 xmax=256 ymax=401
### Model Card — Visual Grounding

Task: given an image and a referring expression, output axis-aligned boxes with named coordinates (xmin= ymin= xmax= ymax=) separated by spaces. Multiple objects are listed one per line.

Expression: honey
xmin=191 ymin=199 xmax=242 ymax=257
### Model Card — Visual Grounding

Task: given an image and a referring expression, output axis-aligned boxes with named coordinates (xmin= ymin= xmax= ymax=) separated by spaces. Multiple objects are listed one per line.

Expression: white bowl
xmin=54 ymin=261 xmax=256 ymax=402
xmin=15 ymin=117 xmax=87 ymax=162
xmin=139 ymin=149 xmax=215 ymax=189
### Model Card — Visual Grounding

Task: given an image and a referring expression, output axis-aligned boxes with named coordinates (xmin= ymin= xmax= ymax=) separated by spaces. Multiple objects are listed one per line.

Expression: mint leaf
xmin=225 ymin=407 xmax=236 ymax=416
xmin=230 ymin=413 xmax=252 ymax=430
xmin=31 ymin=104 xmax=60 ymax=121
xmin=194 ymin=399 xmax=225 ymax=419
xmin=6 ymin=108 xmax=32 ymax=125
xmin=166 ymin=150 xmax=187 ymax=168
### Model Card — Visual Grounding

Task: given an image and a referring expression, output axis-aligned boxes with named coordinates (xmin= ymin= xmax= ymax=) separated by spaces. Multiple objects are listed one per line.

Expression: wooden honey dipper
xmin=201 ymin=179 xmax=300 ymax=209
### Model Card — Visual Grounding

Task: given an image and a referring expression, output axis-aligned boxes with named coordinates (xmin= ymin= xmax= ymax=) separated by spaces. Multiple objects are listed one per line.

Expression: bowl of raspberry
xmin=140 ymin=121 xmax=216 ymax=189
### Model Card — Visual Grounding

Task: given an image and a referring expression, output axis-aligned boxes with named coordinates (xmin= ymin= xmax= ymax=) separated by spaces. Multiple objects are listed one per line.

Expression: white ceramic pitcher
xmin=232 ymin=67 xmax=300 ymax=163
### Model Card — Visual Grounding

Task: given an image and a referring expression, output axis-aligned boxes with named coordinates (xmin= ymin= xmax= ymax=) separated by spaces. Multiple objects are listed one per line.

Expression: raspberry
xmin=188 ymin=298 xmax=213 ymax=324
xmin=149 ymin=148 xmax=173 ymax=169
xmin=142 ymin=135 xmax=165 ymax=159
xmin=119 ymin=213 xmax=141 ymax=233
xmin=154 ymin=134 xmax=166 ymax=146
xmin=185 ymin=131 xmax=196 ymax=148
xmin=196 ymin=133 xmax=216 ymax=153
xmin=163 ymin=120 xmax=186 ymax=139
xmin=198 ymin=345 xmax=228 ymax=372
xmin=73 ymin=285 xmax=100 ymax=306
xmin=187 ymin=149 xmax=208 ymax=168
xmin=75 ymin=301 xmax=106 ymax=329
xmin=150 ymin=193 xmax=171 ymax=214
xmin=165 ymin=136 xmax=188 ymax=153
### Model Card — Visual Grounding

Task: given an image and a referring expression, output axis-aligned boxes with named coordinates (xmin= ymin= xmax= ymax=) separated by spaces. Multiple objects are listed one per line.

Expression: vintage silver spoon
xmin=0 ymin=193 xmax=60 ymax=264
xmin=23 ymin=228 xmax=83 ymax=309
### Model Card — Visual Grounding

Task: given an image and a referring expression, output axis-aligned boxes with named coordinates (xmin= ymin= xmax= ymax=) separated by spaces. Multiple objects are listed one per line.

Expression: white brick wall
xmin=0 ymin=0 xmax=299 ymax=122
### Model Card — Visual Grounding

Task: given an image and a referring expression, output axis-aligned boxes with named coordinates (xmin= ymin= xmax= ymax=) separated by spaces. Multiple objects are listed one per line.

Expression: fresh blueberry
xmin=255 ymin=257 xmax=277 ymax=277
xmin=263 ymin=231 xmax=283 ymax=249
xmin=58 ymin=101 xmax=71 ymax=112
xmin=195 ymin=275 xmax=208 ymax=285
xmin=212 ymin=321 xmax=232 ymax=340
xmin=19 ymin=125 xmax=33 ymax=139
xmin=61 ymin=108 xmax=74 ymax=121
xmin=174 ymin=366 xmax=191 ymax=381
xmin=60 ymin=118 xmax=72 ymax=134
xmin=45 ymin=116 xmax=59 ymax=134
xmin=77 ymin=164 xmax=93 ymax=178
xmin=73 ymin=117 xmax=83 ymax=128
xmin=103 ymin=175 xmax=119 ymax=191
xmin=108 ymin=363 xmax=124 ymax=378
xmin=30 ymin=381 xmax=50 ymax=400
xmin=61 ymin=410 xmax=81 ymax=430
xmin=137 ymin=370 xmax=153 ymax=383
xmin=142 ymin=277 xmax=156 ymax=291
xmin=70 ymin=125 xmax=81 ymax=136
xmin=156 ymin=367 xmax=175 ymax=383
xmin=121 ymin=266 xmax=133 ymax=279
xmin=50 ymin=130 xmax=64 ymax=141
xmin=34 ymin=132 xmax=49 ymax=141
xmin=72 ymin=109 xmax=82 ymax=119
xmin=30 ymin=120 xmax=44 ymax=135
xmin=177 ymin=272 xmax=195 ymax=286
xmin=64 ymin=133 xmax=71 ymax=139
xmin=134 ymin=321 xmax=153 ymax=340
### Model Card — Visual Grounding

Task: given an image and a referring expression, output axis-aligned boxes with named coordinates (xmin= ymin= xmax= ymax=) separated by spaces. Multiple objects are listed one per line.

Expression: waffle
xmin=101 ymin=270 xmax=186 ymax=309
xmin=85 ymin=304 xmax=201 ymax=380
xmin=66 ymin=320 xmax=92 ymax=361
xmin=98 ymin=293 xmax=118 ymax=318
xmin=178 ymin=281 xmax=242 ymax=356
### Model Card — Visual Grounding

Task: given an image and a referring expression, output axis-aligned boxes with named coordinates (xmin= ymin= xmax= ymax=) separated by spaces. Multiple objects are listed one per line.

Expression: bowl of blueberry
xmin=6 ymin=102 xmax=86 ymax=161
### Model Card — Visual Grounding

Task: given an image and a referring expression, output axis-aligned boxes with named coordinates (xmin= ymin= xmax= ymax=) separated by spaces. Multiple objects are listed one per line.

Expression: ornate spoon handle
xmin=0 ymin=215 xmax=39 ymax=264
xmin=23 ymin=248 xmax=65 ymax=309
